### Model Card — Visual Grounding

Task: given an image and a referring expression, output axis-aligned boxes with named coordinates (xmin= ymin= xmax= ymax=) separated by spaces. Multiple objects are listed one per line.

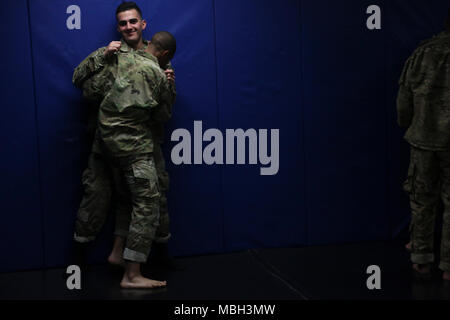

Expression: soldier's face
xmin=116 ymin=9 xmax=146 ymax=46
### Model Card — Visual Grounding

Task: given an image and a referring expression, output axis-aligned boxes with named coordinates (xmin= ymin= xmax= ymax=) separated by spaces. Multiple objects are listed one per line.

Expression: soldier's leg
xmin=119 ymin=154 xmax=165 ymax=289
xmin=405 ymin=201 xmax=441 ymax=253
xmin=74 ymin=152 xmax=113 ymax=243
xmin=406 ymin=147 xmax=440 ymax=270
xmin=153 ymin=144 xmax=171 ymax=244
xmin=148 ymin=144 xmax=184 ymax=269
xmin=406 ymin=223 xmax=413 ymax=252
xmin=405 ymin=154 xmax=415 ymax=253
xmin=108 ymin=157 xmax=161 ymax=268
xmin=108 ymin=165 xmax=132 ymax=267
xmin=438 ymin=151 xmax=450 ymax=279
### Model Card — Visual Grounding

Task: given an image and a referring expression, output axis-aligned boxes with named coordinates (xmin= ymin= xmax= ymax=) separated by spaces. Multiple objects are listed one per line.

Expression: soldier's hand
xmin=104 ymin=41 xmax=122 ymax=58
xmin=164 ymin=69 xmax=176 ymax=85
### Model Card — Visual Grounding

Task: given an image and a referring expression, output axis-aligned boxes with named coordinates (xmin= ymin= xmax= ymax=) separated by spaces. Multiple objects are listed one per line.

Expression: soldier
xmin=72 ymin=1 xmax=176 ymax=289
xmin=75 ymin=49 xmax=176 ymax=271
xmin=107 ymin=33 xmax=178 ymax=270
xmin=397 ymin=11 xmax=450 ymax=281
xmin=74 ymin=42 xmax=177 ymax=272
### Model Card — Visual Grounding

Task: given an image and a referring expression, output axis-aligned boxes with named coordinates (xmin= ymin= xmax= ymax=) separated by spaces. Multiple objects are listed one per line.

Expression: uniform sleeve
xmin=82 ymin=66 xmax=115 ymax=103
xmin=396 ymin=56 xmax=415 ymax=128
xmin=72 ymin=47 xmax=107 ymax=89
xmin=164 ymin=62 xmax=177 ymax=104
xmin=152 ymin=77 xmax=175 ymax=124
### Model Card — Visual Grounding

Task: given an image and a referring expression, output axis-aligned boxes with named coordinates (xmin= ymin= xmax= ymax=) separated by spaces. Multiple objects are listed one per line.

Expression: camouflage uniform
xmin=113 ymin=52 xmax=176 ymax=243
xmin=397 ymin=30 xmax=450 ymax=271
xmin=73 ymin=40 xmax=174 ymax=263
xmin=73 ymin=40 xmax=175 ymax=249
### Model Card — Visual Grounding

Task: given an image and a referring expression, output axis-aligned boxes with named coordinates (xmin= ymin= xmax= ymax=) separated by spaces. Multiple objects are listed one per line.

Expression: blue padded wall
xmin=0 ymin=0 xmax=44 ymax=272
xmin=2 ymin=0 xmax=450 ymax=272
xmin=302 ymin=0 xmax=389 ymax=244
xmin=215 ymin=0 xmax=306 ymax=251
xmin=144 ymin=0 xmax=224 ymax=256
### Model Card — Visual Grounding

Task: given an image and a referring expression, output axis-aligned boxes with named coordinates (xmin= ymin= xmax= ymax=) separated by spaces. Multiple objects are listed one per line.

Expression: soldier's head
xmin=147 ymin=31 xmax=177 ymax=68
xmin=116 ymin=1 xmax=147 ymax=49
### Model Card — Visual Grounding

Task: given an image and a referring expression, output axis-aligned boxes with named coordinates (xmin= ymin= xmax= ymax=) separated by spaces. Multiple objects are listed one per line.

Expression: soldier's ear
xmin=141 ymin=19 xmax=147 ymax=30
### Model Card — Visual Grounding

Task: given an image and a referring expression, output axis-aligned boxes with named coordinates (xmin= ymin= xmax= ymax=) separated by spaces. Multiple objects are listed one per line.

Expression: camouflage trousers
xmin=404 ymin=146 xmax=450 ymax=271
xmin=74 ymin=150 xmax=169 ymax=263
xmin=115 ymin=144 xmax=171 ymax=242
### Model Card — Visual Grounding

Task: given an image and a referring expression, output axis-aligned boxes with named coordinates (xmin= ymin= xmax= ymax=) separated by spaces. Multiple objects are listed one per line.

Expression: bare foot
xmin=120 ymin=274 xmax=167 ymax=289
xmin=443 ymin=271 xmax=450 ymax=281
xmin=405 ymin=242 xmax=412 ymax=252
xmin=413 ymin=264 xmax=431 ymax=275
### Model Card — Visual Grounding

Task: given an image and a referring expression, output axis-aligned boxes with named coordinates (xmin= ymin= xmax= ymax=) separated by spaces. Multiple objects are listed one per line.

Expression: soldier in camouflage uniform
xmin=74 ymin=47 xmax=177 ymax=270
xmin=397 ymin=13 xmax=450 ymax=281
xmin=72 ymin=1 xmax=176 ymax=289
xmin=109 ymin=43 xmax=177 ymax=270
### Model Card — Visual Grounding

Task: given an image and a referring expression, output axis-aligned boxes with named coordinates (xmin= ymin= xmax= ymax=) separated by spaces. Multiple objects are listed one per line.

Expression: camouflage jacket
xmin=397 ymin=30 xmax=450 ymax=150
xmin=72 ymin=39 xmax=176 ymax=147
xmin=149 ymin=61 xmax=176 ymax=144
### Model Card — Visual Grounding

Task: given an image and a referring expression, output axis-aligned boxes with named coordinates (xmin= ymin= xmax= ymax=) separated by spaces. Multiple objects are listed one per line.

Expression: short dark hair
xmin=151 ymin=31 xmax=177 ymax=56
xmin=116 ymin=1 xmax=143 ymax=19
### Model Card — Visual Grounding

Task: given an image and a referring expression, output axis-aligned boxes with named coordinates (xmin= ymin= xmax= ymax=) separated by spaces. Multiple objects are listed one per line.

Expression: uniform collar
xmin=139 ymin=50 xmax=159 ymax=65
xmin=119 ymin=39 xmax=158 ymax=65
xmin=119 ymin=38 xmax=149 ymax=53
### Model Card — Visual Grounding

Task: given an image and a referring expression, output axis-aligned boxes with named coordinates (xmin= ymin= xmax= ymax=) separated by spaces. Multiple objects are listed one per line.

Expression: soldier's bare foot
xmin=413 ymin=264 xmax=431 ymax=275
xmin=120 ymin=261 xmax=166 ymax=289
xmin=120 ymin=274 xmax=167 ymax=289
xmin=405 ymin=242 xmax=412 ymax=252
xmin=443 ymin=271 xmax=450 ymax=281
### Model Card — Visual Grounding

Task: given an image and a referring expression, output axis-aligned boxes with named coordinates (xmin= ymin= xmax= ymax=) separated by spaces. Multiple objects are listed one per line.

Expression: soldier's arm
xmin=82 ymin=74 xmax=105 ymax=103
xmin=73 ymin=41 xmax=122 ymax=88
xmin=152 ymin=77 xmax=175 ymax=124
xmin=397 ymin=84 xmax=414 ymax=128
xmin=163 ymin=62 xmax=177 ymax=103
xmin=396 ymin=58 xmax=414 ymax=128
xmin=72 ymin=47 xmax=108 ymax=88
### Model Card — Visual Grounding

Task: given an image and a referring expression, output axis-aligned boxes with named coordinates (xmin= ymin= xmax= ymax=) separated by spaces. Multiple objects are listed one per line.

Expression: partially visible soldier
xmin=72 ymin=53 xmax=116 ymax=248
xmin=397 ymin=11 xmax=450 ymax=281
xmin=72 ymin=1 xmax=176 ymax=289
